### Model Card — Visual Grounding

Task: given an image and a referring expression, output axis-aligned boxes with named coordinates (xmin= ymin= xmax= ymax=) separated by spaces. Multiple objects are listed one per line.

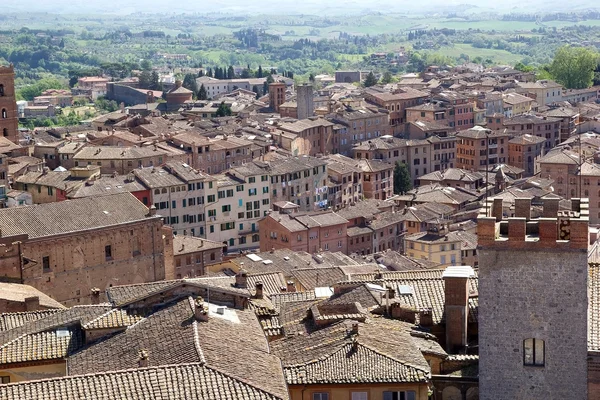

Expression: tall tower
xmin=269 ymin=82 xmax=286 ymax=113
xmin=296 ymin=83 xmax=314 ymax=120
xmin=0 ymin=64 xmax=19 ymax=144
xmin=478 ymin=197 xmax=589 ymax=399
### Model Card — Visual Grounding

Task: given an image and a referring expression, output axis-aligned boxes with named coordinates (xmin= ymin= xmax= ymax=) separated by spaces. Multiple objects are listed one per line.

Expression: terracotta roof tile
xmin=0 ymin=362 xmax=286 ymax=399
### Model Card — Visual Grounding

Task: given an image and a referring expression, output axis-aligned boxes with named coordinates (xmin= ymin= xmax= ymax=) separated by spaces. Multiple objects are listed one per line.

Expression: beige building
xmin=171 ymin=132 xmax=255 ymax=175
xmin=204 ymin=164 xmax=271 ymax=253
xmin=72 ymin=145 xmax=186 ymax=174
xmin=323 ymin=154 xmax=363 ymax=210
xmin=0 ymin=193 xmax=170 ymax=306
xmin=404 ymin=224 xmax=462 ymax=266
xmin=274 ymin=118 xmax=335 ymax=156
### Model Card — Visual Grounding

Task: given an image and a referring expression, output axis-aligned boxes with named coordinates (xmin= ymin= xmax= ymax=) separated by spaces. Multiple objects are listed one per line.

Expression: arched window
xmin=1 ymin=109 xmax=6 ymax=119
xmin=571 ymin=189 xmax=575 ymax=197
xmin=0 ymin=84 xmax=4 ymax=96
xmin=161 ymin=188 xmax=167 ymax=194
xmin=523 ymin=338 xmax=544 ymax=366
xmin=2 ymin=128 xmax=7 ymax=137
xmin=154 ymin=189 xmax=160 ymax=195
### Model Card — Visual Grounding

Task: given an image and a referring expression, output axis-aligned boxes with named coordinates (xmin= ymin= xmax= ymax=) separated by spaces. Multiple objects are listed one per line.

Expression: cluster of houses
xmin=2 ymin=60 xmax=600 ymax=399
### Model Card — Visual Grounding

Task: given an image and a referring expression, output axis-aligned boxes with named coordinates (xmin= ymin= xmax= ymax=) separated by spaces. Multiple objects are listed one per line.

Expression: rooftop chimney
xmin=194 ymin=297 xmax=209 ymax=322
xmin=235 ymin=269 xmax=248 ymax=289
xmin=24 ymin=296 xmax=39 ymax=311
xmin=138 ymin=349 xmax=149 ymax=368
xmin=286 ymin=280 xmax=296 ymax=293
xmin=442 ymin=265 xmax=474 ymax=353
xmin=351 ymin=322 xmax=359 ymax=335
xmin=255 ymin=282 xmax=264 ymax=299
xmin=90 ymin=288 xmax=101 ymax=305
xmin=419 ymin=308 xmax=433 ymax=327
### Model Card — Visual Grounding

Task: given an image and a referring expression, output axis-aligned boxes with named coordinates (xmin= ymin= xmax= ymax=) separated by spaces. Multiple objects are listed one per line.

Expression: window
xmin=42 ymin=256 xmax=50 ymax=272
xmin=222 ymin=205 xmax=231 ymax=212
xmin=383 ymin=392 xmax=416 ymax=400
xmin=207 ymin=195 xmax=215 ymax=203
xmin=236 ymin=185 xmax=244 ymax=192
xmin=313 ymin=394 xmax=329 ymax=400
xmin=249 ymin=177 xmax=256 ymax=183
xmin=352 ymin=393 xmax=368 ymax=400
xmin=523 ymin=338 xmax=545 ymax=366
xmin=1 ymin=109 xmax=6 ymax=119
xmin=1 ymin=376 xmax=9 ymax=384
xmin=105 ymin=245 xmax=112 ymax=261
xmin=248 ymin=188 xmax=257 ymax=196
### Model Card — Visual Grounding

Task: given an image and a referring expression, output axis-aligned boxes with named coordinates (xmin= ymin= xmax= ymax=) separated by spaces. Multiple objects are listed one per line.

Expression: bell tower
xmin=0 ymin=64 xmax=19 ymax=144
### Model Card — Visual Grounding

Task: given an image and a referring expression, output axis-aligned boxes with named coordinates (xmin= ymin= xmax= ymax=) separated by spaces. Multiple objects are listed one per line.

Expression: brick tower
xmin=0 ymin=64 xmax=19 ymax=144
xmin=478 ymin=197 xmax=589 ymax=399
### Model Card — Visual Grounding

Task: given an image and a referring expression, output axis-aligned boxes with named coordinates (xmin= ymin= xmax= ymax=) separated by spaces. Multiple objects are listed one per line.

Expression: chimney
xmin=442 ymin=266 xmax=474 ymax=353
xmin=24 ymin=296 xmax=39 ymax=311
xmin=351 ymin=322 xmax=359 ymax=335
xmin=138 ymin=349 xmax=149 ymax=368
xmin=419 ymin=309 xmax=433 ymax=327
xmin=146 ymin=205 xmax=157 ymax=217
xmin=286 ymin=280 xmax=296 ymax=292
xmin=235 ymin=269 xmax=248 ymax=289
xmin=194 ymin=297 xmax=209 ymax=322
xmin=255 ymin=282 xmax=264 ymax=299
xmin=90 ymin=288 xmax=101 ymax=305
xmin=387 ymin=286 xmax=395 ymax=299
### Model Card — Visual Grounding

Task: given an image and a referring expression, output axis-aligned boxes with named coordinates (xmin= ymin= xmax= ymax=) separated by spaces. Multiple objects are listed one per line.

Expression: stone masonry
xmin=478 ymin=197 xmax=589 ymax=400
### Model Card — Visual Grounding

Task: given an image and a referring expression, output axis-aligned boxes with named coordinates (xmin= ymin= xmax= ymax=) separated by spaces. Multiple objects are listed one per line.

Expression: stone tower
xmin=0 ymin=64 xmax=19 ymax=144
xmin=296 ymin=83 xmax=314 ymax=120
xmin=478 ymin=197 xmax=589 ymax=400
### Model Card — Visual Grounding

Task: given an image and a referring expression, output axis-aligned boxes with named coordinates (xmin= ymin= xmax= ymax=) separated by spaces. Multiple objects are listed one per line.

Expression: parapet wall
xmin=478 ymin=197 xmax=589 ymax=251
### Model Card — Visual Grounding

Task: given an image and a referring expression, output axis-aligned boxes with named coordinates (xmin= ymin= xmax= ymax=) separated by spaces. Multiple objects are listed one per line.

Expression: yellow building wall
xmin=405 ymin=240 xmax=462 ymax=266
xmin=0 ymin=361 xmax=66 ymax=383
xmin=289 ymin=383 xmax=429 ymax=400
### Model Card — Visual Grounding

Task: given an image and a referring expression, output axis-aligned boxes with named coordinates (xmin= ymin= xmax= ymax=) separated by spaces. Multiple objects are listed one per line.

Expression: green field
xmin=436 ymin=43 xmax=524 ymax=64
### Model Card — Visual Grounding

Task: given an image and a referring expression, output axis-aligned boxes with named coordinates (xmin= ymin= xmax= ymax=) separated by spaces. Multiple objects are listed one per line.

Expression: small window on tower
xmin=1 ymin=109 xmax=6 ymax=119
xmin=523 ymin=338 xmax=545 ymax=367
xmin=0 ymin=84 xmax=4 ymax=96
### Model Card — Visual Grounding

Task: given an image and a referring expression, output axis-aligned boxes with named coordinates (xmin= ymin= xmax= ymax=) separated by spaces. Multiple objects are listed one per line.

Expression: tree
xmin=182 ymin=73 xmax=198 ymax=94
xmin=550 ymin=46 xmax=600 ymax=89
xmin=227 ymin=66 xmax=235 ymax=79
xmin=309 ymin=73 xmax=315 ymax=82
xmin=149 ymin=71 xmax=162 ymax=91
xmin=140 ymin=59 xmax=152 ymax=71
xmin=381 ymin=71 xmax=393 ymax=84
xmin=252 ymin=85 xmax=260 ymax=99
xmin=266 ymin=75 xmax=274 ymax=84
xmin=257 ymin=65 xmax=263 ymax=78
xmin=198 ymin=84 xmax=208 ymax=100
xmin=215 ymin=101 xmax=232 ymax=117
xmin=393 ymin=162 xmax=412 ymax=194
xmin=363 ymin=71 xmax=378 ymax=87
xmin=263 ymin=81 xmax=268 ymax=95
xmin=138 ymin=71 xmax=152 ymax=89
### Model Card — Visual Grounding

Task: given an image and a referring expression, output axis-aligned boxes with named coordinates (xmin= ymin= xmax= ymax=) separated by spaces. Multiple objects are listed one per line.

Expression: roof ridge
xmin=355 ymin=341 xmax=431 ymax=375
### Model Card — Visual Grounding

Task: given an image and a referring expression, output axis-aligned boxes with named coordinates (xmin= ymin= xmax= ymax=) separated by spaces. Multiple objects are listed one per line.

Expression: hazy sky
xmin=3 ymin=0 xmax=600 ymax=15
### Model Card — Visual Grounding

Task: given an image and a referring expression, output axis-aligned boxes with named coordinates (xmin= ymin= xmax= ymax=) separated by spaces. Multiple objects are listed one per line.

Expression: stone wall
xmin=478 ymin=247 xmax=588 ymax=400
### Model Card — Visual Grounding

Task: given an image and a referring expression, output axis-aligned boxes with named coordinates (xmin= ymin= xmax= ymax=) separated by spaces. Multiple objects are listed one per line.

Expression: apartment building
xmin=72 ymin=145 xmax=186 ymax=174
xmin=204 ymin=163 xmax=271 ymax=253
xmin=455 ymin=126 xmax=510 ymax=171
xmin=170 ymin=132 xmax=255 ymax=174
xmin=134 ymin=165 xmax=214 ymax=237
xmin=502 ymin=114 xmax=561 ymax=151
xmin=516 ymin=79 xmax=563 ymax=105
xmin=274 ymin=118 xmax=335 ymax=156
xmin=327 ymin=106 xmax=390 ymax=155
xmin=259 ymin=210 xmax=348 ymax=254
xmin=359 ymin=159 xmax=393 ymax=200
xmin=364 ymin=87 xmax=429 ymax=134
xmin=433 ymin=91 xmax=475 ymax=129
xmin=267 ymin=155 xmax=329 ymax=212
xmin=508 ymin=134 xmax=546 ymax=176
xmin=323 ymin=154 xmax=363 ymax=210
